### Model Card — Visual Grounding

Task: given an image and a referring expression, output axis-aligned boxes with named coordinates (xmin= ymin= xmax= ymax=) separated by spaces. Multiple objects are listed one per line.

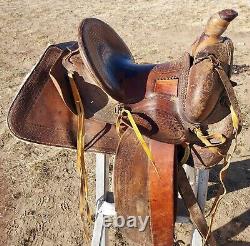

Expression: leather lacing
xmin=68 ymin=72 xmax=93 ymax=243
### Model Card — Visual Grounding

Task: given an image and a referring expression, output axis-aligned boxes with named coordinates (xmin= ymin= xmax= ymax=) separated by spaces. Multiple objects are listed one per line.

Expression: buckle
xmin=114 ymin=104 xmax=131 ymax=116
xmin=207 ymin=54 xmax=222 ymax=69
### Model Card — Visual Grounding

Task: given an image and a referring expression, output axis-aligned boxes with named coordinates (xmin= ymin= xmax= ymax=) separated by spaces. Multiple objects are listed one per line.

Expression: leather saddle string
xmin=117 ymin=109 xmax=161 ymax=178
xmin=215 ymin=66 xmax=241 ymax=131
xmin=204 ymin=133 xmax=238 ymax=245
xmin=203 ymin=66 xmax=241 ymax=245
xmin=193 ymin=129 xmax=226 ymax=155
xmin=68 ymin=72 xmax=92 ymax=241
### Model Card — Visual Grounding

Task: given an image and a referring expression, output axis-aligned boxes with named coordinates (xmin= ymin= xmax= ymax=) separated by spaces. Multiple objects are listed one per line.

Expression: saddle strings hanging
xmin=203 ymin=133 xmax=238 ymax=246
xmin=116 ymin=108 xmax=161 ymax=178
xmin=202 ymin=65 xmax=241 ymax=246
xmin=191 ymin=59 xmax=241 ymax=245
xmin=68 ymin=72 xmax=93 ymax=242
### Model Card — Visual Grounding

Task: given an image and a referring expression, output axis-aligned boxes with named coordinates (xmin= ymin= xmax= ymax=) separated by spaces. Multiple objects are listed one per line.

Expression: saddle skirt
xmin=7 ymin=43 xmax=119 ymax=153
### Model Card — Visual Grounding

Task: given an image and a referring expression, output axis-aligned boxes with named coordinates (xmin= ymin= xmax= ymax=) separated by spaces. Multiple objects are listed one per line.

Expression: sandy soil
xmin=0 ymin=0 xmax=249 ymax=245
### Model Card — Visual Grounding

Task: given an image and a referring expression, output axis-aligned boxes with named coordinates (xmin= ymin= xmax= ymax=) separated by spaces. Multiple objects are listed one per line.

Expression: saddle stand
xmin=92 ymin=152 xmax=210 ymax=246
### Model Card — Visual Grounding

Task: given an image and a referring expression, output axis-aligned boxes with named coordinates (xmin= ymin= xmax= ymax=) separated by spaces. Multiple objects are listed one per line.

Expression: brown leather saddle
xmin=8 ymin=9 xmax=242 ymax=246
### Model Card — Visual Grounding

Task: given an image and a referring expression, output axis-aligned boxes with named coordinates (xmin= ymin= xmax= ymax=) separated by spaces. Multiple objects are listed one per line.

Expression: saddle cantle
xmin=78 ymin=18 xmax=154 ymax=104
xmin=7 ymin=9 xmax=242 ymax=246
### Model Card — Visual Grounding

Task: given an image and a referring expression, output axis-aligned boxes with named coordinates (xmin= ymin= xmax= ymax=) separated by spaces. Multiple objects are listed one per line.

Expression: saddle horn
xmin=192 ymin=9 xmax=238 ymax=55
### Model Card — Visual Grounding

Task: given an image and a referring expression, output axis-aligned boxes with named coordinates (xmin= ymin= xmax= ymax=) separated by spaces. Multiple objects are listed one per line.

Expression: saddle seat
xmin=78 ymin=18 xmax=155 ymax=104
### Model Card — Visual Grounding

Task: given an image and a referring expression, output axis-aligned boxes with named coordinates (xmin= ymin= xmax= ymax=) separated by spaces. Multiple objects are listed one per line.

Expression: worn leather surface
xmin=8 ymin=44 xmax=119 ymax=154
xmin=114 ymin=129 xmax=175 ymax=245
xmin=148 ymin=140 xmax=175 ymax=245
xmin=114 ymin=129 xmax=151 ymax=245
xmin=127 ymin=53 xmax=191 ymax=144
xmin=78 ymin=18 xmax=155 ymax=104
xmin=186 ymin=38 xmax=234 ymax=123
xmin=77 ymin=17 xmax=240 ymax=169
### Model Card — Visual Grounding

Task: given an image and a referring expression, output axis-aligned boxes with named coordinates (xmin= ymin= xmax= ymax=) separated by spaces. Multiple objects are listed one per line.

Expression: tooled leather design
xmin=146 ymin=108 xmax=186 ymax=143
xmin=126 ymin=41 xmax=237 ymax=169
xmin=129 ymin=95 xmax=188 ymax=143
xmin=78 ymin=18 xmax=141 ymax=103
xmin=128 ymin=55 xmax=191 ymax=143
xmin=184 ymin=38 xmax=234 ymax=124
xmin=184 ymin=39 xmax=237 ymax=167
xmin=8 ymin=45 xmax=65 ymax=140
xmin=9 ymin=17 xmax=239 ymax=169
xmin=8 ymin=44 xmax=119 ymax=153
xmin=145 ymin=55 xmax=187 ymax=96
xmin=197 ymin=38 xmax=234 ymax=75
xmin=114 ymin=129 xmax=151 ymax=245
xmin=186 ymin=38 xmax=237 ymax=168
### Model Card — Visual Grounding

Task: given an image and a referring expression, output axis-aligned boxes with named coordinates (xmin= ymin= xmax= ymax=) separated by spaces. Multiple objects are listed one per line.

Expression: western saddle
xmin=8 ymin=9 xmax=242 ymax=246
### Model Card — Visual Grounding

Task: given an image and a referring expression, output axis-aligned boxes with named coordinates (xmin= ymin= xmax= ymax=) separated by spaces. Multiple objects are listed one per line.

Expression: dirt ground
xmin=0 ymin=0 xmax=249 ymax=245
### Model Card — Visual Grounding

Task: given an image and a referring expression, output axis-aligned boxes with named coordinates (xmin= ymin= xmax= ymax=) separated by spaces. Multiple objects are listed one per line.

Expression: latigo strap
xmin=178 ymin=164 xmax=216 ymax=246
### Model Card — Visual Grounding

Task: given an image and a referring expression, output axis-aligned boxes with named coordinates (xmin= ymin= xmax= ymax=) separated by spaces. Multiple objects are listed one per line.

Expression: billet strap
xmin=177 ymin=164 xmax=216 ymax=246
xmin=117 ymin=109 xmax=160 ymax=177
xmin=180 ymin=144 xmax=191 ymax=165
xmin=68 ymin=72 xmax=92 ymax=241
